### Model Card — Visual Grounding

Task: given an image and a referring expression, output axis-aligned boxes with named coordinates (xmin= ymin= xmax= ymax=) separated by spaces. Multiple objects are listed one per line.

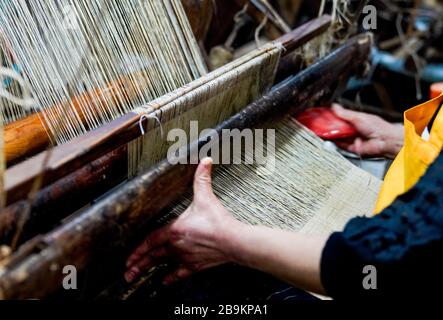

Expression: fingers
xmin=125 ymin=246 xmax=171 ymax=283
xmin=346 ymin=137 xmax=362 ymax=154
xmin=193 ymin=157 xmax=214 ymax=201
xmin=125 ymin=266 xmax=142 ymax=283
xmin=162 ymin=261 xmax=224 ymax=286
xmin=348 ymin=138 xmax=385 ymax=157
xmin=163 ymin=267 xmax=194 ymax=286
xmin=335 ymin=137 xmax=364 ymax=155
xmin=331 ymin=104 xmax=362 ymax=124
xmin=126 ymin=225 xmax=172 ymax=269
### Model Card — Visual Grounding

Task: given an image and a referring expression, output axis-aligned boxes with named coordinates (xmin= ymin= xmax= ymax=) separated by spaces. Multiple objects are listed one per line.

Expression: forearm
xmin=221 ymin=222 xmax=329 ymax=295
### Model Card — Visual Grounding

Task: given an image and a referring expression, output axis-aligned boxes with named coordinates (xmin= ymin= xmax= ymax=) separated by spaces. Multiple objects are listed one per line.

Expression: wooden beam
xmin=0 ymin=146 xmax=127 ymax=245
xmin=4 ymin=82 xmax=133 ymax=165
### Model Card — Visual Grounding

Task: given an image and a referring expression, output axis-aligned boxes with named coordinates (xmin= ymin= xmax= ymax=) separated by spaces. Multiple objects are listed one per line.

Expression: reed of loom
xmin=2 ymin=16 xmax=331 ymax=206
xmin=0 ymin=35 xmax=372 ymax=299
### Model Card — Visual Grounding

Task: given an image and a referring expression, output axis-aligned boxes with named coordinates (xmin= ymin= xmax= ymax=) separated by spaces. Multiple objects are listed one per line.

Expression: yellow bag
xmin=375 ymin=93 xmax=443 ymax=214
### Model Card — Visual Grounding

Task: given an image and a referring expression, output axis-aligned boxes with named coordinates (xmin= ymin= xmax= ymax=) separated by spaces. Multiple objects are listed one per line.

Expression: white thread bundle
xmin=0 ymin=0 xmax=206 ymax=143
xmin=167 ymin=119 xmax=381 ymax=235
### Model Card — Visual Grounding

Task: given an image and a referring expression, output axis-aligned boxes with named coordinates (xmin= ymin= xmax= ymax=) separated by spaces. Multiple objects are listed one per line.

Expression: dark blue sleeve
xmin=320 ymin=151 xmax=443 ymax=299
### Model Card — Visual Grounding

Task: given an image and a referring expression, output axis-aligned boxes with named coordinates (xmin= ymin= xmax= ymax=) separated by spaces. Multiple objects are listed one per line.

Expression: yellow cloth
xmin=375 ymin=93 xmax=443 ymax=214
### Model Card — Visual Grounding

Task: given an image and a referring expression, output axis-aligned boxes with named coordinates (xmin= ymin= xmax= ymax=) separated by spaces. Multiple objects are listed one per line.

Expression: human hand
xmin=332 ymin=104 xmax=404 ymax=159
xmin=124 ymin=158 xmax=241 ymax=285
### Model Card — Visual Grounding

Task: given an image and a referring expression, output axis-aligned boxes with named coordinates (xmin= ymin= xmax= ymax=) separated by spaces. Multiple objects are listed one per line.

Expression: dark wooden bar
xmin=0 ymin=34 xmax=372 ymax=299
xmin=0 ymin=146 xmax=127 ymax=245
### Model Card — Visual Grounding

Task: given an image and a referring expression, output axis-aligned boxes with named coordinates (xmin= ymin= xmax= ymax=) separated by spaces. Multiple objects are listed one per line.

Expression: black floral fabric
xmin=321 ymin=151 xmax=443 ymax=299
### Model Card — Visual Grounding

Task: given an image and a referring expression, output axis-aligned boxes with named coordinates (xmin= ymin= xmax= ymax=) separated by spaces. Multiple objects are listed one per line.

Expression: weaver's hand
xmin=124 ymin=158 xmax=240 ymax=285
xmin=332 ymin=104 xmax=404 ymax=159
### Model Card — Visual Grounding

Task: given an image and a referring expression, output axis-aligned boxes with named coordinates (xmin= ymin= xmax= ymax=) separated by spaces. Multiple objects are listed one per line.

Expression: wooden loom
xmin=0 ymin=1 xmax=374 ymax=300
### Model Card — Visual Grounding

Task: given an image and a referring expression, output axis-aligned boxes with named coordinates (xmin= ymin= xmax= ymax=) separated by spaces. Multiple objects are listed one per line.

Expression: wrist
xmin=217 ymin=217 xmax=250 ymax=265
xmin=385 ymin=123 xmax=404 ymax=158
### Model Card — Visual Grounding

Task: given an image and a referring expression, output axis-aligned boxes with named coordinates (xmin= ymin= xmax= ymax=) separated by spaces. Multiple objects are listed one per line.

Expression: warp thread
xmin=139 ymin=114 xmax=164 ymax=139
xmin=165 ymin=119 xmax=381 ymax=234
xmin=128 ymin=43 xmax=283 ymax=177
xmin=0 ymin=0 xmax=206 ymax=143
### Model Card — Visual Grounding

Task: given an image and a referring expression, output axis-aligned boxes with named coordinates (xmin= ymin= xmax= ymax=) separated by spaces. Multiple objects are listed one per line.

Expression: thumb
xmin=193 ymin=157 xmax=214 ymax=200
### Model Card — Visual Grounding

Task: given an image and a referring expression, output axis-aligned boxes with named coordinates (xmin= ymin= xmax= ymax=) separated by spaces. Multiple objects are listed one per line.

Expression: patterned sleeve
xmin=320 ymin=152 xmax=443 ymax=299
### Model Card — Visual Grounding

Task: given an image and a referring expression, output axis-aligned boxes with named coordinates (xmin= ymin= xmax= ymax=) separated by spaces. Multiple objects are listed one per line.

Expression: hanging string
xmin=139 ymin=114 xmax=164 ymax=139
xmin=0 ymin=67 xmax=35 ymax=112
xmin=255 ymin=16 xmax=269 ymax=48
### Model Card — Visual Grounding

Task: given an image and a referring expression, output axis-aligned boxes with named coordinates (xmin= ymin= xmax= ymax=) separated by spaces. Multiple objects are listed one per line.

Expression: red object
xmin=295 ymin=107 xmax=358 ymax=140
